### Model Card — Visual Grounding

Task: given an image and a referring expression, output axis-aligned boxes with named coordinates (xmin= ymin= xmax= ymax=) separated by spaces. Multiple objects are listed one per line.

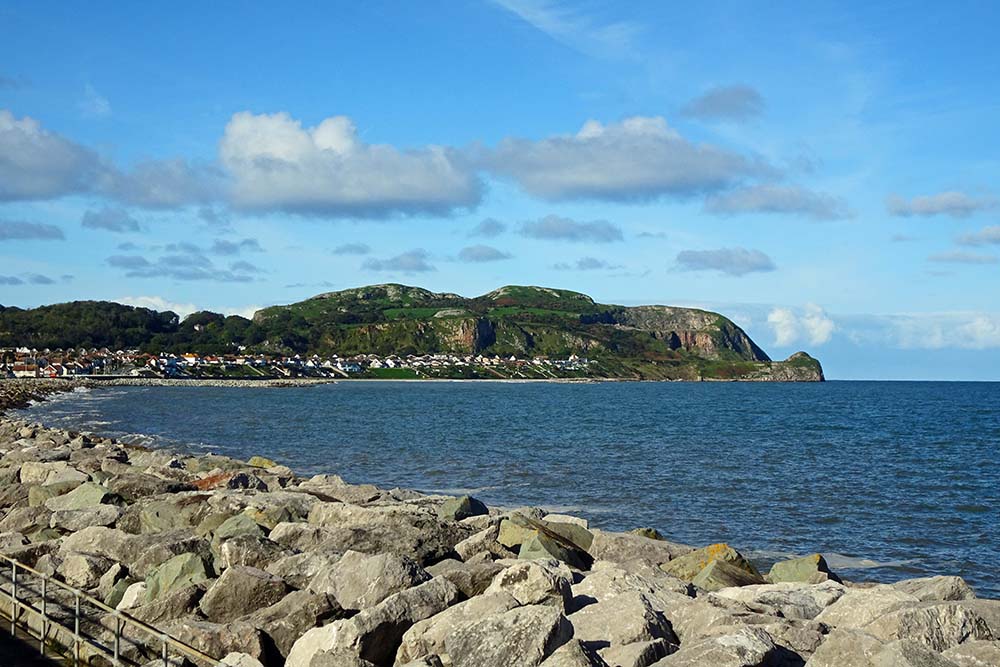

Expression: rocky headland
xmin=0 ymin=382 xmax=997 ymax=667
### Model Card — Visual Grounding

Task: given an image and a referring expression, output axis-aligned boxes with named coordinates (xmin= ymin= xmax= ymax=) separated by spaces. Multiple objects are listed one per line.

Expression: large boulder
xmin=454 ymin=525 xmax=516 ymax=562
xmin=266 ymin=551 xmax=342 ymax=590
xmin=309 ymin=550 xmax=431 ymax=610
xmin=163 ymin=620 xmax=267 ymax=665
xmin=425 ymin=558 xmax=507 ymax=599
xmin=286 ymin=577 xmax=460 ymax=667
xmin=58 ymin=552 xmax=116 ymax=589
xmin=572 ymin=563 xmax=691 ymax=613
xmin=767 ymin=554 xmax=840 ymax=584
xmin=215 ymin=535 xmax=292 ymax=572
xmin=396 ymin=592 xmax=521 ymax=664
xmin=814 ymin=586 xmax=920 ymax=629
xmin=942 ymin=640 xmax=1000 ymax=667
xmin=144 ymin=553 xmax=211 ymax=603
xmin=803 ymin=627 xmax=885 ymax=667
xmin=870 ymin=639 xmax=963 ymax=667
xmin=650 ymin=627 xmax=776 ymax=667
xmin=445 ymin=605 xmax=574 ymax=667
xmin=691 ymin=560 xmax=765 ymax=592
xmin=44 ymin=482 xmax=118 ymax=511
xmin=713 ymin=581 xmax=847 ymax=620
xmin=588 ymin=531 xmax=692 ymax=569
xmin=891 ymin=576 xmax=977 ymax=602
xmin=483 ymin=560 xmax=573 ymax=608
xmin=245 ymin=590 xmax=343 ymax=661
xmin=862 ymin=601 xmax=993 ymax=652
xmin=49 ymin=505 xmax=122 ymax=531
xmin=568 ymin=591 xmax=678 ymax=650
xmin=438 ymin=495 xmax=488 ymax=522
xmin=199 ymin=566 xmax=290 ymax=623
xmin=660 ymin=544 xmax=759 ymax=583
xmin=599 ymin=639 xmax=674 ymax=667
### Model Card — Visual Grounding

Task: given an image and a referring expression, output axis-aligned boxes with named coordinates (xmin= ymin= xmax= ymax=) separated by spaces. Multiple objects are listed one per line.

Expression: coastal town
xmin=0 ymin=347 xmax=594 ymax=381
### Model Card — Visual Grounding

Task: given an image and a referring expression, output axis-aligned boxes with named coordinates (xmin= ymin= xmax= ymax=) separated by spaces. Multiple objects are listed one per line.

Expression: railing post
xmin=9 ymin=561 xmax=15 ymax=636
xmin=40 ymin=574 xmax=47 ymax=655
xmin=74 ymin=592 xmax=81 ymax=667
xmin=161 ymin=633 xmax=168 ymax=667
xmin=114 ymin=612 xmax=121 ymax=665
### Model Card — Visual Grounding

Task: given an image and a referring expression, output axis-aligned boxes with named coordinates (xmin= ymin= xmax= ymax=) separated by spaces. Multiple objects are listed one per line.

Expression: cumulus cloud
xmin=81 ymin=206 xmax=141 ymax=233
xmin=458 ymin=245 xmax=512 ymax=262
xmin=0 ymin=110 xmax=104 ymax=201
xmin=469 ymin=218 xmax=507 ymax=238
xmin=100 ymin=158 xmax=222 ymax=209
xmin=553 ymin=256 xmax=621 ymax=270
xmin=220 ymin=112 xmax=481 ymax=217
xmin=332 ymin=243 xmax=371 ymax=255
xmin=767 ymin=304 xmax=834 ymax=347
xmin=362 ymin=249 xmax=436 ymax=273
xmin=681 ymin=84 xmax=765 ymax=121
xmin=704 ymin=184 xmax=851 ymax=220
xmin=210 ymin=238 xmax=262 ymax=255
xmin=957 ymin=225 xmax=1000 ymax=246
xmin=0 ymin=219 xmax=65 ymax=240
xmin=675 ymin=247 xmax=775 ymax=276
xmin=928 ymin=250 xmax=997 ymax=265
xmin=887 ymin=191 xmax=996 ymax=218
xmin=485 ymin=116 xmax=767 ymax=201
xmin=520 ymin=214 xmax=623 ymax=242
xmin=847 ymin=312 xmax=1000 ymax=351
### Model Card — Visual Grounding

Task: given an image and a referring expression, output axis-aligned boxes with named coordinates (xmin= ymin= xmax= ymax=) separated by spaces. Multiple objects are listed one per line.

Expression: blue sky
xmin=1 ymin=1 xmax=999 ymax=379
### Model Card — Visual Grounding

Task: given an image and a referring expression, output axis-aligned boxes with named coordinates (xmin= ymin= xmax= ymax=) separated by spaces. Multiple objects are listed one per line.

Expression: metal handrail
xmin=0 ymin=553 xmax=225 ymax=666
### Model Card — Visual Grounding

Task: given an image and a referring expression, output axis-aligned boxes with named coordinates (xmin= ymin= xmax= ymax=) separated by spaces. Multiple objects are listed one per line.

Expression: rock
xmin=892 ymin=576 xmax=977 ymax=602
xmin=269 ymin=522 xmax=336 ymax=551
xmin=426 ymin=558 xmax=507 ymax=598
xmin=498 ymin=513 xmax=539 ymax=548
xmin=28 ymin=481 xmax=77 ymax=507
xmin=438 ymin=495 xmax=488 ymax=522
xmin=660 ymin=543 xmax=760 ymax=583
xmin=768 ymin=554 xmax=841 ymax=584
xmin=0 ymin=506 xmax=51 ymax=534
xmin=942 ymin=640 xmax=1000 ymax=667
xmin=245 ymin=590 xmax=343 ymax=661
xmin=521 ymin=531 xmax=593 ymax=570
xmin=49 ymin=505 xmax=122 ymax=531
xmin=484 ymin=560 xmax=573 ymax=608
xmin=600 ymin=641 xmax=674 ymax=667
xmin=43 ymin=481 xmax=117 ymax=511
xmin=104 ymin=578 xmax=132 ymax=608
xmin=227 ymin=472 xmax=269 ymax=491
xmin=569 ymin=591 xmax=678 ymax=649
xmin=572 ymin=563 xmax=691 ymax=612
xmin=144 ymin=553 xmax=211 ymax=603
xmin=543 ymin=640 xmax=610 ymax=666
xmin=199 ymin=566 xmax=290 ymax=623
xmin=871 ymin=639 xmax=963 ymax=667
xmin=97 ymin=561 xmax=127 ymax=601
xmin=266 ymin=551 xmax=342 ymax=590
xmin=58 ymin=552 xmax=115 ymax=589
xmin=248 ymin=456 xmax=277 ymax=468
xmin=164 ymin=619 xmax=267 ymax=664
xmin=286 ymin=577 xmax=460 ymax=667
xmin=220 ymin=653 xmax=266 ymax=667
xmin=216 ymin=534 xmax=292 ymax=572
xmin=399 ymin=657 xmax=445 ymax=667
xmin=131 ymin=534 xmax=214 ymax=578
xmin=588 ymin=531 xmax=692 ymax=568
xmin=130 ymin=584 xmax=204 ymax=625
xmin=397 ymin=592 xmax=521 ymax=663
xmin=212 ymin=513 xmax=265 ymax=543
xmin=0 ymin=532 xmax=28 ymax=549
xmin=863 ymin=601 xmax=993 ymax=652
xmin=135 ymin=494 xmax=213 ymax=534
xmin=106 ymin=473 xmax=195 ymax=502
xmin=803 ymin=627 xmax=884 ymax=667
xmin=309 ymin=550 xmax=431 ymax=611
xmin=630 ymin=528 xmax=666 ymax=541
xmin=116 ymin=582 xmax=148 ymax=610
xmin=454 ymin=525 xmax=516 ymax=562
xmin=544 ymin=514 xmax=590 ymax=529
xmin=955 ymin=600 xmax=1000 ymax=636
xmin=654 ymin=595 xmax=750 ymax=644
xmin=445 ymin=604 xmax=574 ymax=667
xmin=814 ymin=586 xmax=920 ymax=629
xmin=691 ymin=560 xmax=765 ymax=592
xmin=713 ymin=580 xmax=847 ymax=620
xmin=650 ymin=627 xmax=776 ymax=667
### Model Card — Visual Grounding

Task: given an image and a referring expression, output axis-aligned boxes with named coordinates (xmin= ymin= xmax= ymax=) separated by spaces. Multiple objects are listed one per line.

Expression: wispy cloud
xmin=362 ymin=248 xmax=436 ymax=273
xmin=956 ymin=225 xmax=1000 ymax=247
xmin=80 ymin=84 xmax=111 ymax=117
xmin=887 ymin=191 xmax=996 ymax=218
xmin=928 ymin=250 xmax=997 ymax=265
xmin=81 ymin=206 xmax=140 ymax=233
xmin=332 ymin=243 xmax=371 ymax=255
xmin=468 ymin=218 xmax=507 ymax=238
xmin=705 ymin=184 xmax=851 ymax=220
xmin=458 ymin=245 xmax=512 ymax=262
xmin=492 ymin=0 xmax=641 ymax=59
xmin=0 ymin=219 xmax=65 ymax=240
xmin=553 ymin=256 xmax=622 ymax=270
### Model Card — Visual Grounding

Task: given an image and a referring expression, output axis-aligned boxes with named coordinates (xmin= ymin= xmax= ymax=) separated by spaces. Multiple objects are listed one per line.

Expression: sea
xmin=13 ymin=380 xmax=1000 ymax=597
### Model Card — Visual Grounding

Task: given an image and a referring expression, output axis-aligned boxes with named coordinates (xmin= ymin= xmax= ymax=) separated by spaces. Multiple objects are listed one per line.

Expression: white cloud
xmin=676 ymin=247 xmax=776 ymax=276
xmin=485 ymin=116 xmax=767 ymax=202
xmin=767 ymin=304 xmax=834 ymax=346
xmin=705 ymin=184 xmax=851 ymax=220
xmin=0 ymin=110 xmax=103 ymax=201
xmin=957 ymin=225 xmax=1000 ymax=246
xmin=220 ymin=112 xmax=481 ymax=217
xmin=117 ymin=295 xmax=200 ymax=319
xmin=887 ymin=191 xmax=996 ymax=218
xmin=867 ymin=312 xmax=1000 ymax=350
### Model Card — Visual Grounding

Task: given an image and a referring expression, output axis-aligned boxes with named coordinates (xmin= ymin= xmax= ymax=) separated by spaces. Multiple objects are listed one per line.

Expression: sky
xmin=1 ymin=1 xmax=999 ymax=380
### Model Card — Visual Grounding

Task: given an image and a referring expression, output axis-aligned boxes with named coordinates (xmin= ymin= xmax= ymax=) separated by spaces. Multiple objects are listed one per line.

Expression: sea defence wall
xmin=0 ymin=380 xmax=997 ymax=667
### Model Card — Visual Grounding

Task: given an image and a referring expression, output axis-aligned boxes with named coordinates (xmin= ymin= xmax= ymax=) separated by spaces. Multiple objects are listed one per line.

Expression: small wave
xmin=823 ymin=552 xmax=917 ymax=570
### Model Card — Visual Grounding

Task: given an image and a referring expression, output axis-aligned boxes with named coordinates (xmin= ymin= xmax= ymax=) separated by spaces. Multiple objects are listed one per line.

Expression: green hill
xmin=0 ymin=284 xmax=824 ymax=381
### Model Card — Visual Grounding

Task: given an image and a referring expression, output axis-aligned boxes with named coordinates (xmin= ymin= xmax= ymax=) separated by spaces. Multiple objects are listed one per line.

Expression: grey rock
xmin=266 ymin=551 xmax=342 ymax=590
xmin=600 ymin=640 xmax=674 ymax=667
xmin=942 ymin=640 xmax=1000 ymax=667
xmin=199 ymin=565 xmax=290 ymax=623
xmin=310 ymin=549 xmax=431 ymax=610
xmin=892 ymin=576 xmax=977 ymax=602
xmin=425 ymin=558 xmax=507 ymax=598
xmin=863 ymin=601 xmax=993 ymax=652
xmin=163 ymin=619 xmax=267 ymax=664
xmin=588 ymin=530 xmax=692 ymax=569
xmin=58 ymin=552 xmax=115 ymax=589
xmin=768 ymin=554 xmax=841 ymax=584
xmin=454 ymin=524 xmax=516 ymax=562
xmin=144 ymin=552 xmax=211 ymax=602
xmin=216 ymin=534 xmax=292 ymax=572
xmin=803 ymin=627 xmax=884 ymax=667
xmin=713 ymin=581 xmax=847 ymax=620
xmin=129 ymin=584 xmax=204 ymax=625
xmin=49 ymin=505 xmax=122 ymax=531
xmin=569 ymin=591 xmax=678 ymax=649
xmin=483 ymin=559 xmax=573 ymax=608
xmin=396 ymin=592 xmax=520 ymax=663
xmin=245 ymin=590 xmax=343 ymax=660
xmin=437 ymin=495 xmax=488 ymax=522
xmin=650 ymin=627 xmax=776 ymax=666
xmin=43 ymin=481 xmax=117 ymax=511
xmin=691 ymin=559 xmax=765 ymax=592
xmin=445 ymin=604 xmax=574 ymax=667
xmin=871 ymin=639 xmax=962 ymax=667
xmin=814 ymin=586 xmax=920 ymax=629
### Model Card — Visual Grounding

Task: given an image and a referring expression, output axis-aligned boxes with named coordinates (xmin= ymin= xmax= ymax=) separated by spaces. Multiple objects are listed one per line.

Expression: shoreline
xmin=0 ymin=381 xmax=996 ymax=667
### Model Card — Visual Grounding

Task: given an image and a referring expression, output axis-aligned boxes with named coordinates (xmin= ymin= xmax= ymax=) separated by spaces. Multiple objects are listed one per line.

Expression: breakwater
xmin=0 ymin=381 xmax=997 ymax=666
